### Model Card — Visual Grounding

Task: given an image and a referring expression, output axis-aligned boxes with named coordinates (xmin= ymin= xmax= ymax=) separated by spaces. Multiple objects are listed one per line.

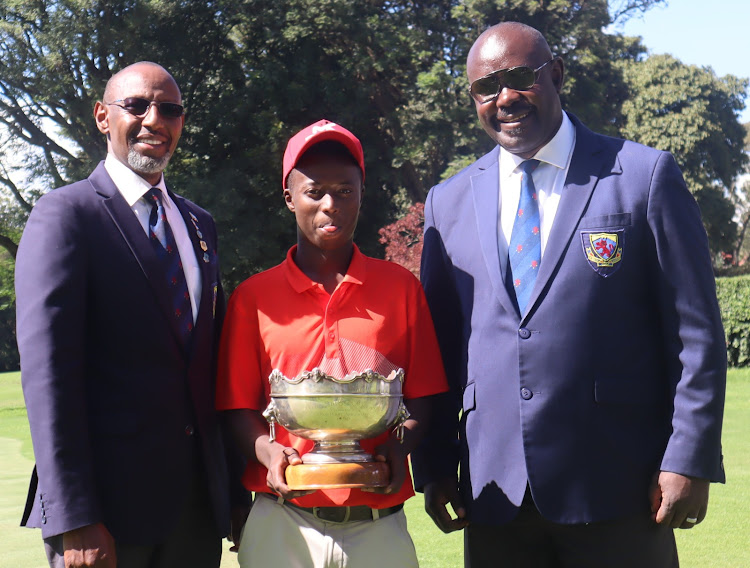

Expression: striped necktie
xmin=146 ymin=188 xmax=193 ymax=349
xmin=508 ymin=159 xmax=541 ymax=315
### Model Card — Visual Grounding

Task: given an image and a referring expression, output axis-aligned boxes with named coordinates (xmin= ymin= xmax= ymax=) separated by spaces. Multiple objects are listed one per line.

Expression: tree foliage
xmin=617 ymin=54 xmax=748 ymax=254
xmin=619 ymin=54 xmax=748 ymax=191
xmin=0 ymin=0 xmax=245 ymax=249
xmin=0 ymin=0 xmax=665 ymax=284
xmin=211 ymin=0 xmax=468 ymax=285
xmin=1 ymin=0 xmax=747 ymax=330
xmin=379 ymin=202 xmax=424 ymax=276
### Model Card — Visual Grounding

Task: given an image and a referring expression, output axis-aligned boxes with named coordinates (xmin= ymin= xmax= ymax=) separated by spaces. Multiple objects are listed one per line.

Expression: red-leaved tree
xmin=378 ymin=202 xmax=425 ymax=277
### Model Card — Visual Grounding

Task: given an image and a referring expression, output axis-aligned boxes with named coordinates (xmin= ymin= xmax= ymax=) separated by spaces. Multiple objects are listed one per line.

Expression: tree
xmin=0 ymin=0 xmax=664 ymax=280
xmin=0 ymin=0 xmax=246 ymax=253
xmin=618 ymin=54 xmax=748 ymax=255
xmin=0 ymin=0 xmax=685 ymax=372
xmin=379 ymin=202 xmax=424 ymax=276
xmin=0 ymin=0 xmax=247 ymax=370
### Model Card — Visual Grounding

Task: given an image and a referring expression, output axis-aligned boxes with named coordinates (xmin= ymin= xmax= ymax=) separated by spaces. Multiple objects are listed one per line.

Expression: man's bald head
xmin=467 ymin=22 xmax=553 ymax=78
xmin=103 ymin=62 xmax=181 ymax=104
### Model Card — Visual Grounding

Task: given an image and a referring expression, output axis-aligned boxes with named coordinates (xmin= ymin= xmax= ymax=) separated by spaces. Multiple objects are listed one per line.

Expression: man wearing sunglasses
xmin=16 ymin=61 xmax=245 ymax=567
xmin=412 ymin=22 xmax=726 ymax=567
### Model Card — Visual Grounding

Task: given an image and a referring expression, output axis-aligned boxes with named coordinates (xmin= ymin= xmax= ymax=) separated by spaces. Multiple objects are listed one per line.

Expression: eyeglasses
xmin=469 ymin=59 xmax=555 ymax=103
xmin=105 ymin=97 xmax=185 ymax=119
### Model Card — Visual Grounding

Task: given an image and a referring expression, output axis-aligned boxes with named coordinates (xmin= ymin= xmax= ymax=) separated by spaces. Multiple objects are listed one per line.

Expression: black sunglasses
xmin=105 ymin=97 xmax=185 ymax=119
xmin=469 ymin=59 xmax=555 ymax=103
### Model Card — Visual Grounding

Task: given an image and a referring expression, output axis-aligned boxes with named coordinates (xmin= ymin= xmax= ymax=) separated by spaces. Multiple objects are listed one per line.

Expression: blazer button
xmin=520 ymin=387 xmax=533 ymax=400
xmin=185 ymin=425 xmax=195 ymax=436
xmin=518 ymin=328 xmax=531 ymax=339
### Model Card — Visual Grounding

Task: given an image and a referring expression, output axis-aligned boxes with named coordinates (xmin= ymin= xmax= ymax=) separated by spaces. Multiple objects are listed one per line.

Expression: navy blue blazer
xmin=16 ymin=163 xmax=234 ymax=543
xmin=411 ymin=115 xmax=726 ymax=526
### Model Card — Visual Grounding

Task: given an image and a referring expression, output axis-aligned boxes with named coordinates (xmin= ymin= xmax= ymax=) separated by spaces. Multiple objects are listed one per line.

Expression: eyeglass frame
xmin=104 ymin=97 xmax=185 ymax=118
xmin=468 ymin=58 xmax=556 ymax=104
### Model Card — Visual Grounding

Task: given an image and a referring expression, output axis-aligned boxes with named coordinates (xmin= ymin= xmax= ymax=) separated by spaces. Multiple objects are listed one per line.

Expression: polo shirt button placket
xmin=326 ymin=326 xmax=338 ymax=358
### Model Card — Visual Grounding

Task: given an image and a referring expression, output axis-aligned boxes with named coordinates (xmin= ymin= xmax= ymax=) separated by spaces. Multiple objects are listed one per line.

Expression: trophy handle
xmin=393 ymin=400 xmax=411 ymax=442
xmin=262 ymin=402 xmax=279 ymax=443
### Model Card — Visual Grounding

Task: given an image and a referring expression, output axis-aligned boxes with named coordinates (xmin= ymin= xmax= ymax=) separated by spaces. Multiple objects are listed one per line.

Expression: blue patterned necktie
xmin=508 ymin=159 xmax=541 ymax=315
xmin=146 ymin=188 xmax=193 ymax=349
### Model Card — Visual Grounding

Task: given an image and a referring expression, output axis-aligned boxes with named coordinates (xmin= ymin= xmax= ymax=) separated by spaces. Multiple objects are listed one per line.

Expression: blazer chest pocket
xmin=578 ymin=212 xmax=631 ymax=278
xmin=578 ymin=212 xmax=631 ymax=230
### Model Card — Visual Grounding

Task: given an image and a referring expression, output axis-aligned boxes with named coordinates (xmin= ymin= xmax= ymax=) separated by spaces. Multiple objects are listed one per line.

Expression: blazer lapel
xmin=92 ymin=163 xmax=186 ymax=351
xmin=170 ymin=193 xmax=214 ymax=340
xmin=524 ymin=117 xmax=622 ymax=317
xmin=470 ymin=149 xmax=520 ymax=318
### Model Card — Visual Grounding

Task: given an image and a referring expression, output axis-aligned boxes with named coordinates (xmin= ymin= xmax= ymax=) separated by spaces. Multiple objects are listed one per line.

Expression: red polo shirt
xmin=216 ymin=245 xmax=448 ymax=509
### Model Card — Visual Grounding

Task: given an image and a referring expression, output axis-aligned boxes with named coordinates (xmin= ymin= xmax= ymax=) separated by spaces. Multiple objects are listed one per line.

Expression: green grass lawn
xmin=1 ymin=370 xmax=747 ymax=568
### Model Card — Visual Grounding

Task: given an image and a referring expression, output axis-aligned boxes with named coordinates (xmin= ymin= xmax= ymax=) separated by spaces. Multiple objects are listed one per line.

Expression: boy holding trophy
xmin=216 ymin=120 xmax=448 ymax=567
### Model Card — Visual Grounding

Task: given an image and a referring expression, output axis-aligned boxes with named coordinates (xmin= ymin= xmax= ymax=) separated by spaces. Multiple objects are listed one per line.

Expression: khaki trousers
xmin=238 ymin=493 xmax=419 ymax=568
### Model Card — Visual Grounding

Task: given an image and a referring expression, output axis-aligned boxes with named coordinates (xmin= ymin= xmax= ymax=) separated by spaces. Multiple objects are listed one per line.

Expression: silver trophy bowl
xmin=263 ymin=368 xmax=409 ymax=464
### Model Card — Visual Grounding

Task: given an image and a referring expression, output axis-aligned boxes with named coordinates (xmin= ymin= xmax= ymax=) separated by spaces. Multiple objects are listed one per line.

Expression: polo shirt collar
xmin=284 ymin=243 xmax=366 ymax=293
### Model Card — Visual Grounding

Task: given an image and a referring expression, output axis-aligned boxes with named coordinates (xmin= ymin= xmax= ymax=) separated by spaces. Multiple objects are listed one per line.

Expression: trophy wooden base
xmin=286 ymin=461 xmax=390 ymax=490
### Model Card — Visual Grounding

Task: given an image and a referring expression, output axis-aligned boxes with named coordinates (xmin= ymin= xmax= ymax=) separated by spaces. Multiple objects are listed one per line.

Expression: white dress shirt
xmin=104 ymin=154 xmax=201 ymax=322
xmin=497 ymin=112 xmax=576 ymax=273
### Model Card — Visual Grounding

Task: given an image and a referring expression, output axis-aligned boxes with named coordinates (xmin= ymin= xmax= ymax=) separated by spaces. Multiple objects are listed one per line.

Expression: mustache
xmin=495 ymin=105 xmax=534 ymax=121
xmin=127 ymin=132 xmax=170 ymax=146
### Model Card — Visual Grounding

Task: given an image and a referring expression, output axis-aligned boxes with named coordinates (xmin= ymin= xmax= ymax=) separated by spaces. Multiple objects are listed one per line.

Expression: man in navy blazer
xmin=411 ymin=23 xmax=726 ymax=567
xmin=16 ymin=62 xmax=243 ymax=567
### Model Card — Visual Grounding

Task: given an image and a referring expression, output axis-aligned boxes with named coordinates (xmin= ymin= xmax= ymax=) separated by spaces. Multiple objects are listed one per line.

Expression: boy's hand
xmin=266 ymin=446 xmax=316 ymax=499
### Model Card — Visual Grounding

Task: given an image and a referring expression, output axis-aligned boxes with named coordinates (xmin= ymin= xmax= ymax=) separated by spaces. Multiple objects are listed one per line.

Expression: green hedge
xmin=716 ymin=275 xmax=750 ymax=367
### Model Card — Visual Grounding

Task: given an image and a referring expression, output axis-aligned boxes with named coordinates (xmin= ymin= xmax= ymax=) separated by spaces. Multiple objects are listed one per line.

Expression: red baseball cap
xmin=282 ymin=119 xmax=365 ymax=189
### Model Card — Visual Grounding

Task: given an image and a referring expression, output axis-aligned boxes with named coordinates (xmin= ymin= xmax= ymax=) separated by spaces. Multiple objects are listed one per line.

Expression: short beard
xmin=127 ymin=145 xmax=172 ymax=176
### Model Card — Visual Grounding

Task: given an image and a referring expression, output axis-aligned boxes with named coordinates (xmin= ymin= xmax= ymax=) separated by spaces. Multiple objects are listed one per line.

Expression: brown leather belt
xmin=274 ymin=495 xmax=404 ymax=523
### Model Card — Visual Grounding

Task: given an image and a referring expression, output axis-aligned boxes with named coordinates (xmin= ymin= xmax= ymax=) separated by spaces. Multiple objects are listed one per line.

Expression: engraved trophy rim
xmin=268 ymin=367 xmax=405 ymax=386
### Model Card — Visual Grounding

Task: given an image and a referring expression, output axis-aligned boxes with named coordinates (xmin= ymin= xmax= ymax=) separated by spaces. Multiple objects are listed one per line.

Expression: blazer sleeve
xmin=15 ymin=190 xmax=102 ymax=537
xmin=208 ymin=218 xmax=250 ymax=508
xmin=410 ymin=187 xmax=464 ymax=490
xmin=648 ymin=152 xmax=726 ymax=482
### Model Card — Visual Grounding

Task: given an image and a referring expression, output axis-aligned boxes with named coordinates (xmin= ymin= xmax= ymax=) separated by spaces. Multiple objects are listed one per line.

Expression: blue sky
xmin=614 ymin=0 xmax=750 ymax=123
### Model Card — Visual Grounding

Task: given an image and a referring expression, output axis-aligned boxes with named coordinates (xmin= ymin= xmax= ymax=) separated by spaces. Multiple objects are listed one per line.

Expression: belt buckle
xmin=312 ymin=506 xmax=351 ymax=523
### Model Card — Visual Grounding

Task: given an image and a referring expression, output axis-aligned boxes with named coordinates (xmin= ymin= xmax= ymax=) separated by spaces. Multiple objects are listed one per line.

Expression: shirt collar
xmin=284 ymin=243 xmax=366 ymax=293
xmin=104 ymin=153 xmax=167 ymax=206
xmin=499 ymin=111 xmax=576 ymax=179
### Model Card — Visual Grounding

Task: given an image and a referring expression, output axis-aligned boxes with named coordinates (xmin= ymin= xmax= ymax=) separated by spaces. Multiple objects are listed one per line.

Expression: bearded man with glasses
xmin=411 ymin=22 xmax=726 ymax=567
xmin=16 ymin=61 xmax=247 ymax=568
